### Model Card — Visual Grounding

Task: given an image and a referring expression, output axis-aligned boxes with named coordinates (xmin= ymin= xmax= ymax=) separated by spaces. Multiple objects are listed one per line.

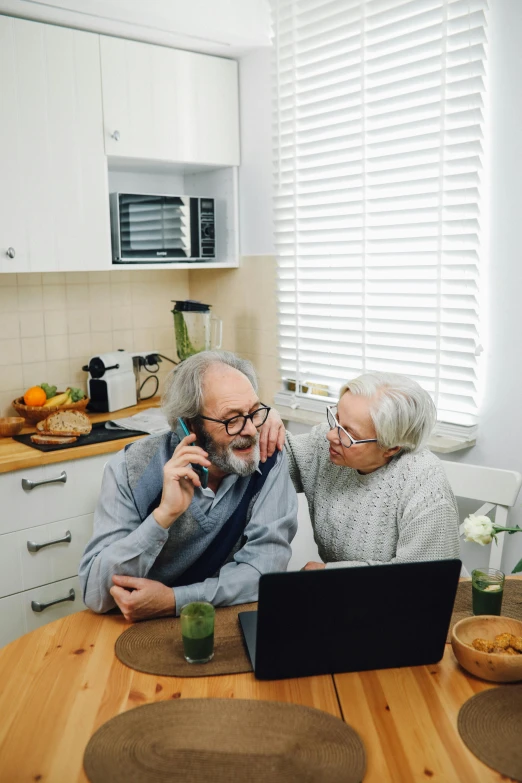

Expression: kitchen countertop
xmin=0 ymin=397 xmax=161 ymax=475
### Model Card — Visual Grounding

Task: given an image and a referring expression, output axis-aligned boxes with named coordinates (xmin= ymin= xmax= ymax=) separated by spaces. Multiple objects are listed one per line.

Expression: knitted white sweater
xmin=285 ymin=424 xmax=460 ymax=568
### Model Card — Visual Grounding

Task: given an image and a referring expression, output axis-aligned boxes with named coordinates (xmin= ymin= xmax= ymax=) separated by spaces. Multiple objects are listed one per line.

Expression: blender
xmin=172 ymin=300 xmax=222 ymax=362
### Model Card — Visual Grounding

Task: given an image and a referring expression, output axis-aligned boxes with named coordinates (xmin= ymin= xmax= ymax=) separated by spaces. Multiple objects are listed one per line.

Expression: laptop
xmin=239 ymin=558 xmax=461 ymax=680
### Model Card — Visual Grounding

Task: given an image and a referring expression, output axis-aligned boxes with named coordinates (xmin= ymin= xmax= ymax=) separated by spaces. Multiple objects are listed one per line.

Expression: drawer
xmin=0 ymin=514 xmax=94 ymax=598
xmin=0 ymin=454 xmax=107 ymax=535
xmin=0 ymin=593 xmax=25 ymax=649
xmin=0 ymin=576 xmax=84 ymax=648
xmin=24 ymin=576 xmax=83 ymax=634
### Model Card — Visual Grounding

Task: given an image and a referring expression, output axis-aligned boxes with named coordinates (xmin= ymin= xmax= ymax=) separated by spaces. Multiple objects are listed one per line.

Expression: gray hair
xmin=339 ymin=372 xmax=436 ymax=452
xmin=162 ymin=350 xmax=258 ymax=428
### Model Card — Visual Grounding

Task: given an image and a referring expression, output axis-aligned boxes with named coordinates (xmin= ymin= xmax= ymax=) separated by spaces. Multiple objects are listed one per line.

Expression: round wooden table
xmin=0 ymin=602 xmax=516 ymax=782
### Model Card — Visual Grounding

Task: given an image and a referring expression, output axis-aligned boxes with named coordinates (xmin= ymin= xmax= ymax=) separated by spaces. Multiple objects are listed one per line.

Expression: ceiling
xmin=0 ymin=0 xmax=272 ymax=56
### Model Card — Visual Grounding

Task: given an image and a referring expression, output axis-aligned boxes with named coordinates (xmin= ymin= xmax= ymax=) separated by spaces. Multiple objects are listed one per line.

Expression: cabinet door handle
xmin=31 ymin=588 xmax=75 ymax=613
xmin=21 ymin=470 xmax=67 ymax=491
xmin=111 ymin=129 xmax=120 ymax=141
xmin=6 ymin=247 xmax=16 ymax=259
xmin=27 ymin=530 xmax=72 ymax=553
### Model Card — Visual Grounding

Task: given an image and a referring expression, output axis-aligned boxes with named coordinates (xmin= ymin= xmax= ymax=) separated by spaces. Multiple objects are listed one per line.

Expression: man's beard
xmin=194 ymin=421 xmax=260 ymax=477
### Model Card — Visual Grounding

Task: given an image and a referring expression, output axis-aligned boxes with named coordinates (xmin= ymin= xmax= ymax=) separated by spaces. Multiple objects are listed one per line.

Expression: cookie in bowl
xmin=451 ymin=615 xmax=522 ymax=682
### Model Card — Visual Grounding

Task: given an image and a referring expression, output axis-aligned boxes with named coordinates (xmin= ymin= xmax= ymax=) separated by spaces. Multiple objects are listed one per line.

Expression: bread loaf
xmin=31 ymin=433 xmax=78 ymax=445
xmin=38 ymin=410 xmax=92 ymax=436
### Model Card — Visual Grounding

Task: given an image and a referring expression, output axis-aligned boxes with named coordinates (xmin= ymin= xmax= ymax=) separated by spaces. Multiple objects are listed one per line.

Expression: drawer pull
xmin=22 ymin=470 xmax=67 ymax=491
xmin=27 ymin=530 xmax=72 ymax=553
xmin=31 ymin=588 xmax=75 ymax=613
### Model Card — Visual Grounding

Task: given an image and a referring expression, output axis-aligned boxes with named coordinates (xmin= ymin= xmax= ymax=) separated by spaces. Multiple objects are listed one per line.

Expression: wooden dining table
xmin=0 ymin=595 xmax=518 ymax=783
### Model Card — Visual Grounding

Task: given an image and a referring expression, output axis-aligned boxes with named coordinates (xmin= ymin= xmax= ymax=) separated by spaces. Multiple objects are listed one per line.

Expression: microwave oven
xmin=110 ymin=193 xmax=215 ymax=263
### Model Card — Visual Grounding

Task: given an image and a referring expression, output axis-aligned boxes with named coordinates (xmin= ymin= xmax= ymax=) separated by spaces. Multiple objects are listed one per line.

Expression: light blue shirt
xmin=79 ymin=447 xmax=298 ymax=615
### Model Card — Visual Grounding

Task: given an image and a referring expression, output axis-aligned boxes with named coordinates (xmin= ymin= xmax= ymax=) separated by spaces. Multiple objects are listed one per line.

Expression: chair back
xmin=441 ymin=460 xmax=522 ymax=571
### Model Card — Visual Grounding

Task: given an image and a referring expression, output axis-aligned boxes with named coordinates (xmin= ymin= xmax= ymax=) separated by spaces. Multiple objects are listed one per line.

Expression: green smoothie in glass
xmin=180 ymin=602 xmax=215 ymax=663
xmin=471 ymin=568 xmax=505 ymax=615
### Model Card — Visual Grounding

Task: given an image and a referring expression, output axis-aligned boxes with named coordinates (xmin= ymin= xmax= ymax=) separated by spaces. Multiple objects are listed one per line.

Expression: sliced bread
xmin=31 ymin=433 xmax=78 ymax=445
xmin=39 ymin=410 xmax=92 ymax=436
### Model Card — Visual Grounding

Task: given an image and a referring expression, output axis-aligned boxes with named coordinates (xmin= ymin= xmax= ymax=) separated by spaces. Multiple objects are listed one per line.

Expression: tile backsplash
xmin=0 ymin=270 xmax=189 ymax=416
xmin=0 ymin=256 xmax=281 ymax=417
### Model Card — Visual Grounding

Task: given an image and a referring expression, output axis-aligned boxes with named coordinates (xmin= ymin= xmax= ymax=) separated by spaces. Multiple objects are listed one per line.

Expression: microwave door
xmin=118 ymin=195 xmax=191 ymax=261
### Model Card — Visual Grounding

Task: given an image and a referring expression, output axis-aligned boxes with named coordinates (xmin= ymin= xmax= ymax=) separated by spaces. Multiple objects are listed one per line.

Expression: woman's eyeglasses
xmin=326 ymin=405 xmax=378 ymax=449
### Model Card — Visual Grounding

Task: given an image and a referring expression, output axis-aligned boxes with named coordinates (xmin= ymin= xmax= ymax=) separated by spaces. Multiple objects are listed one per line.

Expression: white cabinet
xmin=0 ymin=514 xmax=93 ymax=597
xmin=0 ymin=16 xmax=111 ymax=273
xmin=100 ymin=36 xmax=240 ymax=167
xmin=0 ymin=454 xmax=107 ymax=648
xmin=0 ymin=576 xmax=85 ymax=643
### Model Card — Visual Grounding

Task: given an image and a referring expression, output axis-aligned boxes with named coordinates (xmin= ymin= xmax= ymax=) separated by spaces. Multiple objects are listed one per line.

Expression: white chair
xmin=441 ymin=461 xmax=522 ymax=571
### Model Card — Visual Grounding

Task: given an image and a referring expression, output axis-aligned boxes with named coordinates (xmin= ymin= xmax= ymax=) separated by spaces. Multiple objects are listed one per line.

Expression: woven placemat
xmin=84 ymin=698 xmax=366 ymax=783
xmin=447 ymin=579 xmax=522 ymax=642
xmin=458 ymin=685 xmax=522 ymax=781
xmin=115 ymin=603 xmax=257 ymax=677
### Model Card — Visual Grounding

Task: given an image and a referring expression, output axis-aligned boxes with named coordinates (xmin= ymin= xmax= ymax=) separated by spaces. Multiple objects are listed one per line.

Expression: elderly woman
xmin=265 ymin=372 xmax=460 ymax=570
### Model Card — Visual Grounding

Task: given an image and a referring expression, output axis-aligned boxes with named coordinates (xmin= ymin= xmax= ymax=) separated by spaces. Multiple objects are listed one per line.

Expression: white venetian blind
xmin=272 ymin=0 xmax=487 ymax=427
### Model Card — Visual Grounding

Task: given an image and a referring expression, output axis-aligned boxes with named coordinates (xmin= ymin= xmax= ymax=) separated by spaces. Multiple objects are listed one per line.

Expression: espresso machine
xmin=83 ymin=351 xmax=137 ymax=412
xmin=83 ymin=350 xmax=163 ymax=411
xmin=172 ymin=300 xmax=222 ymax=362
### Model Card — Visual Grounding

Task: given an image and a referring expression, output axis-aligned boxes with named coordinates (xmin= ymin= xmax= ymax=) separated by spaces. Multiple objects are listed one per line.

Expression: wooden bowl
xmin=12 ymin=394 xmax=90 ymax=423
xmin=451 ymin=615 xmax=522 ymax=682
xmin=0 ymin=417 xmax=25 ymax=437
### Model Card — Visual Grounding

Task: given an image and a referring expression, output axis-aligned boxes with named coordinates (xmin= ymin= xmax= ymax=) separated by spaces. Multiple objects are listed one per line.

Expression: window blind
xmin=272 ymin=0 xmax=487 ymax=427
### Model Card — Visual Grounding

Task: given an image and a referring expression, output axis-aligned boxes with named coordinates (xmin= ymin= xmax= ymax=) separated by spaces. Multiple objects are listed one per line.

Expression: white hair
xmin=339 ymin=372 xmax=436 ymax=452
xmin=162 ymin=350 xmax=258 ymax=428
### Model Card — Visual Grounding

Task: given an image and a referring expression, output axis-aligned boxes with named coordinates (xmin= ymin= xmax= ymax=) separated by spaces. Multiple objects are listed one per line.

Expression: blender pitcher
xmin=172 ymin=300 xmax=223 ymax=362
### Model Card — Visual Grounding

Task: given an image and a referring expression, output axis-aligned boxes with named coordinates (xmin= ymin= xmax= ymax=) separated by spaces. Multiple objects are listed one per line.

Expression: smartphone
xmin=175 ymin=417 xmax=209 ymax=489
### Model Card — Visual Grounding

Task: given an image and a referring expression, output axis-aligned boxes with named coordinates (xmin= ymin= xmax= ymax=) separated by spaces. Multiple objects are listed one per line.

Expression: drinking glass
xmin=471 ymin=568 xmax=505 ymax=615
xmin=180 ymin=602 xmax=215 ymax=663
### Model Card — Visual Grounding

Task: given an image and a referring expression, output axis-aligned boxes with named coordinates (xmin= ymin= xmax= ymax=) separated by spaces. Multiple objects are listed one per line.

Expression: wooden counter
xmin=0 ymin=397 xmax=161 ymax=475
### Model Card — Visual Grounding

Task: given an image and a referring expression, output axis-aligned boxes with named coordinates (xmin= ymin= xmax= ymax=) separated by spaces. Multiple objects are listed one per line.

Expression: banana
xmin=43 ymin=391 xmax=70 ymax=408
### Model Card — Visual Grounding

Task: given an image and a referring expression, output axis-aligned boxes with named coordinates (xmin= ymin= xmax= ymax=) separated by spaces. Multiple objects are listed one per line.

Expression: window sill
xmin=273 ymin=400 xmax=476 ymax=455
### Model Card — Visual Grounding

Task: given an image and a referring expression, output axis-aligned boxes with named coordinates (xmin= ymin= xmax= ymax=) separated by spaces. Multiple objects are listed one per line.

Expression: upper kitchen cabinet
xmin=0 ymin=16 xmax=111 ymax=273
xmin=100 ymin=37 xmax=240 ymax=167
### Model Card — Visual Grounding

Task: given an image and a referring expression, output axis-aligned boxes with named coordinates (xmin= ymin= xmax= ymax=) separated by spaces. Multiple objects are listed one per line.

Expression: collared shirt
xmin=196 ymin=471 xmax=244 ymax=514
xmin=79 ymin=448 xmax=297 ymax=615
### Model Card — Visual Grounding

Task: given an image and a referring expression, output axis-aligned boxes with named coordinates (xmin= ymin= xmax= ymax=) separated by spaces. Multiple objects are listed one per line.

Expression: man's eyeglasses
xmin=199 ymin=405 xmax=271 ymax=436
xmin=326 ymin=405 xmax=378 ymax=449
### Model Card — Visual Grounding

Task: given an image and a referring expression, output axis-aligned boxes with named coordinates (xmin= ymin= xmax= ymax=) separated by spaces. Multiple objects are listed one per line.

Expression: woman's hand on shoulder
xmin=259 ymin=408 xmax=286 ymax=462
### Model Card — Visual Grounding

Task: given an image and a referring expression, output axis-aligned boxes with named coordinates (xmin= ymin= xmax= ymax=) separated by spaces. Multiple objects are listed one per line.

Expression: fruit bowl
xmin=12 ymin=394 xmax=90 ymax=423
xmin=451 ymin=615 xmax=522 ymax=683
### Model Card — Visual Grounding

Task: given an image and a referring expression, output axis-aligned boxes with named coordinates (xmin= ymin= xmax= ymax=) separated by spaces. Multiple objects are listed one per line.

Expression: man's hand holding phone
xmin=153 ymin=434 xmax=211 ymax=529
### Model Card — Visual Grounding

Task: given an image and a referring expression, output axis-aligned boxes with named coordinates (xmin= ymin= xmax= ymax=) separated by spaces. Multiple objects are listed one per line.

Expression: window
xmin=272 ymin=0 xmax=488 ymax=432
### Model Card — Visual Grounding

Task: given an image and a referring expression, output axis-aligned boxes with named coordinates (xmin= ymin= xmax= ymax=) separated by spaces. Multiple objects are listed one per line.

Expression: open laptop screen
xmin=240 ymin=559 xmax=461 ymax=680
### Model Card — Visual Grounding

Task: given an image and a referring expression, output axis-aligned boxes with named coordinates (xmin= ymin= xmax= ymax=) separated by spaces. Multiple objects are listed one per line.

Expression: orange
xmin=24 ymin=386 xmax=47 ymax=407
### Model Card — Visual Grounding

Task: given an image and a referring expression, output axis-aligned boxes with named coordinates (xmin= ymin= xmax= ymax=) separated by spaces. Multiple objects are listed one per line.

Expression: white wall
xmin=437 ymin=0 xmax=522 ymax=575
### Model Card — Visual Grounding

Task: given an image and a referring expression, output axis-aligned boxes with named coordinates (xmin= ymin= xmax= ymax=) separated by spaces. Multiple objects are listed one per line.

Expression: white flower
xmin=463 ymin=514 xmax=495 ymax=546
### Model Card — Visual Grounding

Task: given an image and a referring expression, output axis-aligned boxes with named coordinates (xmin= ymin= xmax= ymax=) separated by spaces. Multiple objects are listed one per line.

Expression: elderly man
xmin=79 ymin=351 xmax=297 ymax=621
